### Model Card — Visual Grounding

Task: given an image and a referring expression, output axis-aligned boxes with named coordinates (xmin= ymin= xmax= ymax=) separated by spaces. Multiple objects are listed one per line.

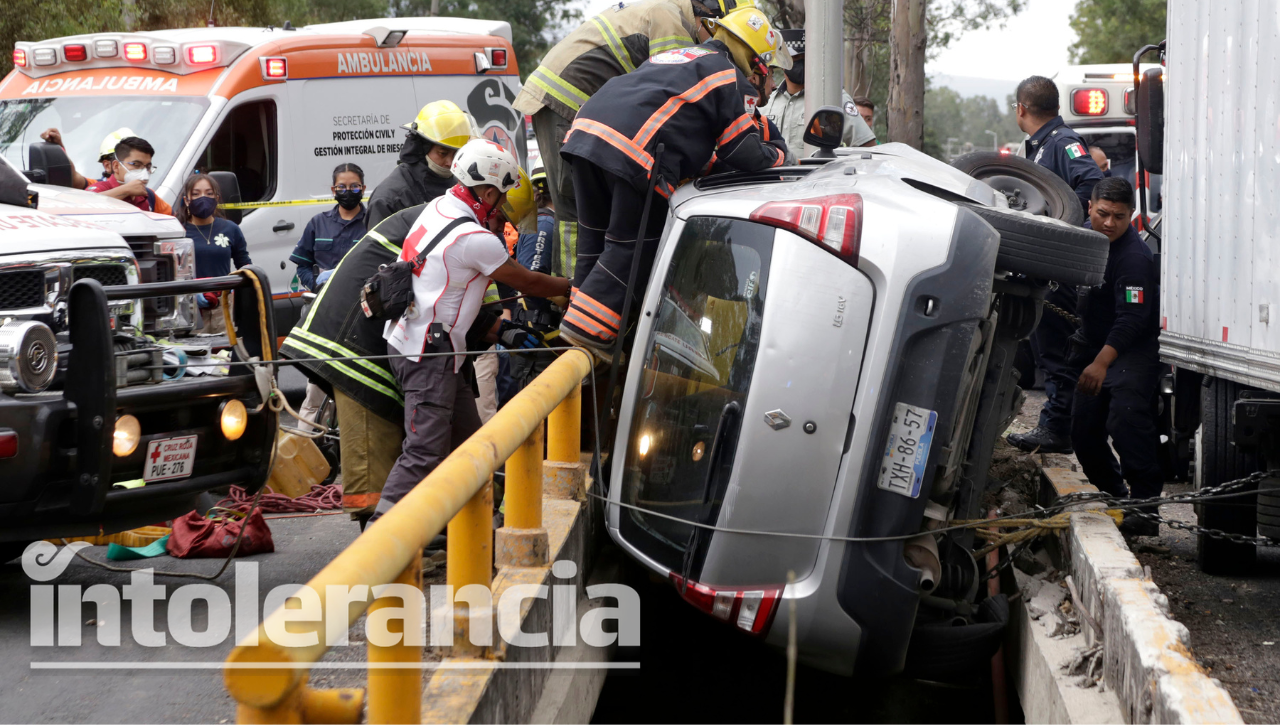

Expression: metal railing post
xmin=496 ymin=422 xmax=550 ymax=566
xmin=545 ymin=381 xmax=588 ymax=500
xmin=447 ymin=479 xmax=494 ymax=656
xmin=366 ymin=551 xmax=424 ymax=725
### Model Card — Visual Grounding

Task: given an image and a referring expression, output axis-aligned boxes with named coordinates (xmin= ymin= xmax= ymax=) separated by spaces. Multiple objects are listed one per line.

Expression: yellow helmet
xmin=99 ymin=127 xmax=137 ymax=160
xmin=403 ymin=100 xmax=473 ymax=149
xmin=500 ymin=167 xmax=537 ymax=232
xmin=708 ymin=8 xmax=791 ymax=75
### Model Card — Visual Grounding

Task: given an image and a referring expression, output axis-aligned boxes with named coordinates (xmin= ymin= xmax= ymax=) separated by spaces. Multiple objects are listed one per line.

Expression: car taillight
xmin=12 ymin=48 xmax=25 ymax=68
xmin=187 ymin=44 xmax=217 ymax=64
xmin=669 ymin=573 xmax=782 ymax=636
xmin=123 ymin=42 xmax=147 ymax=61
xmin=492 ymin=48 xmax=507 ymax=66
xmin=0 ymin=430 xmax=16 ymax=459
xmin=263 ymin=57 xmax=287 ymax=79
xmin=749 ymin=193 xmax=863 ymax=264
xmin=1072 ymin=88 xmax=1107 ymax=115
xmin=63 ymin=44 xmax=87 ymax=62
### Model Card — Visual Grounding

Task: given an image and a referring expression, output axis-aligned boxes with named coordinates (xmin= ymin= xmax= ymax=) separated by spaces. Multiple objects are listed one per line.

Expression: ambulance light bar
xmin=12 ymin=36 xmax=250 ymax=78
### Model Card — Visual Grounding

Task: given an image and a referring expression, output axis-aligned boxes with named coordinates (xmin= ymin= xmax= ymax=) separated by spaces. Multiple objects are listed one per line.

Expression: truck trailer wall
xmin=1162 ymin=0 xmax=1280 ymax=388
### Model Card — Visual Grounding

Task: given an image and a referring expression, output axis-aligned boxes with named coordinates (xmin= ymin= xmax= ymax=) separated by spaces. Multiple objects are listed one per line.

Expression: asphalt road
xmin=0 ymin=514 xmax=362 ymax=724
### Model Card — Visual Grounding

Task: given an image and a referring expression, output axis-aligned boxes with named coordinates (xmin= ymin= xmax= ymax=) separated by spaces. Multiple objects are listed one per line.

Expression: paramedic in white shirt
xmin=375 ymin=139 xmax=572 ymax=519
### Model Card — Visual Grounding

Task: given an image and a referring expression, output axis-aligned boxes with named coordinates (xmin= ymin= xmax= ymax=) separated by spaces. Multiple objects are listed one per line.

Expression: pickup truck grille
xmin=0 ymin=270 xmax=45 ymax=309
xmin=73 ymin=264 xmax=129 ymax=288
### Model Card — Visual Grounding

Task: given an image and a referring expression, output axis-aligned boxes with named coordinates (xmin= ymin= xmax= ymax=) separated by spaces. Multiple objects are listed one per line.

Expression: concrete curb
xmin=1037 ymin=468 xmax=1243 ymax=724
xmin=420 ymin=482 xmax=606 ymax=724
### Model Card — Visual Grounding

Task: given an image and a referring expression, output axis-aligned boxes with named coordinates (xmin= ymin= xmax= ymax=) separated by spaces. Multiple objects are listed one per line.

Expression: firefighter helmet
xmin=500 ymin=167 xmax=538 ymax=232
xmin=403 ymin=100 xmax=474 ymax=149
xmin=99 ymin=128 xmax=138 ymax=161
xmin=707 ymin=8 xmax=791 ymax=75
xmin=691 ymin=0 xmax=755 ymax=19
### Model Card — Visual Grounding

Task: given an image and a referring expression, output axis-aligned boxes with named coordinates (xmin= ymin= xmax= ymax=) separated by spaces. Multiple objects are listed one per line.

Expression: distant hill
xmin=928 ymin=74 xmax=1019 ymax=103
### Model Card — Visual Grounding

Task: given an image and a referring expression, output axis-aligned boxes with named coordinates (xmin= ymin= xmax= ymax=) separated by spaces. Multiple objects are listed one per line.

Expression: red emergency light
xmin=262 ymin=57 xmax=287 ymax=79
xmin=12 ymin=48 xmax=25 ymax=68
xmin=123 ymin=42 xmax=147 ymax=61
xmin=492 ymin=48 xmax=507 ymax=66
xmin=63 ymin=44 xmax=88 ymax=62
xmin=187 ymin=44 xmax=217 ymax=64
xmin=1072 ymin=88 xmax=1107 ymax=116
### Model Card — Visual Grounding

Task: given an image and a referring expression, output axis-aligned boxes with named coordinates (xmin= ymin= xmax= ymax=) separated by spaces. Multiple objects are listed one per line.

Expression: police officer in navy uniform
xmin=1070 ymin=177 xmax=1163 ymax=536
xmin=1007 ymin=75 xmax=1105 ymax=455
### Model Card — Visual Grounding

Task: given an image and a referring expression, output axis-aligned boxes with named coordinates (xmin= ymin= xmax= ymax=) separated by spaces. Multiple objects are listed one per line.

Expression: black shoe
xmin=1119 ymin=514 xmax=1161 ymax=537
xmin=1007 ymin=426 xmax=1074 ymax=454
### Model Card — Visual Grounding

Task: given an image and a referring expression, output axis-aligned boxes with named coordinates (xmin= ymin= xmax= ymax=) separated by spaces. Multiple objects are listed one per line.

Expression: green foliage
xmin=1068 ymin=0 xmax=1167 ymax=64
xmin=390 ymin=0 xmax=581 ymax=81
xmin=921 ymin=83 xmax=1023 ymax=160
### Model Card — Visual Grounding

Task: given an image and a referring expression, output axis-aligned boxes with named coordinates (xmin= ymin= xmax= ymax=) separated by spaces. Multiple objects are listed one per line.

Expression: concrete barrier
xmin=1013 ymin=468 xmax=1243 ymax=724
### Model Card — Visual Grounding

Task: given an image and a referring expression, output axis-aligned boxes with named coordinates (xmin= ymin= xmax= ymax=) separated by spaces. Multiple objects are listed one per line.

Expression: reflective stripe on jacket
xmin=512 ymin=0 xmax=699 ymax=121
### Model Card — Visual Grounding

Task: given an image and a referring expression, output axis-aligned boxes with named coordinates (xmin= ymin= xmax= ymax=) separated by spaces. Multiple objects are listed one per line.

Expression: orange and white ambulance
xmin=0 ymin=18 xmax=524 ymax=330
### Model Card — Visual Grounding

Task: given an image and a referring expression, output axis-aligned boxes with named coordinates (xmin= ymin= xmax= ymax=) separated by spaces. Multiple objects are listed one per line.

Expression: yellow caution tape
xmin=219 ymin=197 xmax=370 ymax=210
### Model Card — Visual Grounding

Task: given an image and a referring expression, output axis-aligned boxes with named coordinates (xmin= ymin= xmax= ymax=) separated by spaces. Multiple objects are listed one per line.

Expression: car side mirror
xmin=1136 ymin=67 xmax=1164 ymax=174
xmin=208 ymin=170 xmax=243 ymax=224
xmin=803 ymin=106 xmax=844 ymax=159
xmin=27 ymin=142 xmax=74 ymax=188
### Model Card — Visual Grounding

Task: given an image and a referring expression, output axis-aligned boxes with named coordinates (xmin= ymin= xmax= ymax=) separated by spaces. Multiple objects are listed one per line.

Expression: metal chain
xmin=1043 ymin=300 xmax=1081 ymax=326
xmin=1059 ymin=471 xmax=1280 ymax=546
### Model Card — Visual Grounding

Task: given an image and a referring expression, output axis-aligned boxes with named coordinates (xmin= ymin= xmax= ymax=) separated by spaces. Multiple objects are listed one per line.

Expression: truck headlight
xmin=220 ymin=399 xmax=248 ymax=441
xmin=114 ymin=414 xmax=141 ymax=457
xmin=0 ymin=320 xmax=57 ymax=394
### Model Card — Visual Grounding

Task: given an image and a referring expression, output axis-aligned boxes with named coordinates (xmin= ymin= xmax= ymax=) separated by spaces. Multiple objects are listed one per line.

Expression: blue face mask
xmin=188 ymin=195 xmax=218 ymax=219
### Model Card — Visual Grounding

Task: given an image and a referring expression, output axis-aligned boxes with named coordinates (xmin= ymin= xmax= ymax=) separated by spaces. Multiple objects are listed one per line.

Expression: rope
xmin=216 ymin=484 xmax=342 ymax=514
xmin=961 ymin=511 xmax=1122 ymax=557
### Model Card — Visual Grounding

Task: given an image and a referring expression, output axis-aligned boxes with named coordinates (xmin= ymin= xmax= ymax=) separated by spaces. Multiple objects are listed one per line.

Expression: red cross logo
xmin=150 ymin=447 xmax=162 ymax=463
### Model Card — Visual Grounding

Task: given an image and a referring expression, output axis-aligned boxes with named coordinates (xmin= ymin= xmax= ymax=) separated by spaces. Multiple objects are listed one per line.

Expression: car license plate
xmin=143 ymin=435 xmax=197 ymax=482
xmin=877 ymin=403 xmax=938 ymax=498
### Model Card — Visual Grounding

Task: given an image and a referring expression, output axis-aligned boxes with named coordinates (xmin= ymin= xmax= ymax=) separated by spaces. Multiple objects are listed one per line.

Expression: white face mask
xmin=426 ymin=156 xmax=452 ymax=178
xmin=121 ymin=166 xmax=150 ymax=184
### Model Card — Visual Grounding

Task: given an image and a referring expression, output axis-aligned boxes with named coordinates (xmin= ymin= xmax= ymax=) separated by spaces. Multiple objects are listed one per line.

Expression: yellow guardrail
xmin=222 ymin=350 xmax=593 ymax=723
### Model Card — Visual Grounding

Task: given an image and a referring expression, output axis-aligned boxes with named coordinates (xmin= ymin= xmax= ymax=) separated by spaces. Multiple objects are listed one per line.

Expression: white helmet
xmin=450 ymin=139 xmax=521 ymax=193
xmin=99 ymin=127 xmax=137 ymax=160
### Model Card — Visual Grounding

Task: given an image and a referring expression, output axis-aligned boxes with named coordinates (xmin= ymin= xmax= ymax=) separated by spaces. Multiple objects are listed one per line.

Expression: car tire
xmin=952 ymin=152 xmax=1085 ymax=225
xmin=1196 ymin=377 xmax=1259 ymax=573
xmin=966 ymin=205 xmax=1109 ymax=287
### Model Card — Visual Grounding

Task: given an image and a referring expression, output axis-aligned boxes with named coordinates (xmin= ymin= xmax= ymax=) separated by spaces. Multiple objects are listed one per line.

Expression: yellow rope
xmin=954 ymin=510 xmax=1125 ymax=557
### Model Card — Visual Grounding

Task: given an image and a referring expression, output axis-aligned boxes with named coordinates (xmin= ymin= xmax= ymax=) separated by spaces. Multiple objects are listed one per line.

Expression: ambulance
xmin=0 ymin=17 xmax=524 ymax=331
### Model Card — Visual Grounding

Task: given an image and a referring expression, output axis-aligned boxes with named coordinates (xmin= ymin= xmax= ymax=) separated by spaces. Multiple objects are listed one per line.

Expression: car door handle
xmin=273 ymin=221 xmax=295 ymax=233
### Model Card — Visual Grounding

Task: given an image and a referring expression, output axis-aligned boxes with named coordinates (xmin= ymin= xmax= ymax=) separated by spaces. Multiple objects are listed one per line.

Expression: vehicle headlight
xmin=113 ymin=414 xmax=141 ymax=457
xmin=0 ymin=320 xmax=57 ymax=394
xmin=220 ymin=399 xmax=248 ymax=441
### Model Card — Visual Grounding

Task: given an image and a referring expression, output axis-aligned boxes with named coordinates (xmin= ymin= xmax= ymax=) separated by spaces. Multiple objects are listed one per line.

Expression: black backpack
xmin=360 ymin=218 xmax=470 ymax=321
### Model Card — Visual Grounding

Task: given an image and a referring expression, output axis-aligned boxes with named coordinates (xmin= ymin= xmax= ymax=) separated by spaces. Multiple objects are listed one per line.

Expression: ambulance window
xmin=194 ymin=100 xmax=277 ymax=208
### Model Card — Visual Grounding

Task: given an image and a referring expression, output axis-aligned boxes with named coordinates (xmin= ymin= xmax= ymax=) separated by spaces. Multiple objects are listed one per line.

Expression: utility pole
xmin=431 ymin=0 xmax=439 ymax=15
xmin=805 ymin=0 xmax=843 ymax=154
xmin=984 ymin=129 xmax=997 ymax=151
xmin=887 ymin=0 xmax=925 ymax=149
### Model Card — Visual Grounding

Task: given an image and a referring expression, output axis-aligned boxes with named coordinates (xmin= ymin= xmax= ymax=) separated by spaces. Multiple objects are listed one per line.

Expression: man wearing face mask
xmin=86 ymin=136 xmax=172 ymax=214
xmin=760 ymin=29 xmax=876 ymax=155
xmin=365 ymin=100 xmax=474 ymax=229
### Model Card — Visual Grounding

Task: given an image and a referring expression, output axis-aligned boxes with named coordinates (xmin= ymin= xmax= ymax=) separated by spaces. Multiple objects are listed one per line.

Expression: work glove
xmin=197 ymin=292 xmax=220 ymax=309
xmin=498 ymin=319 xmax=543 ymax=350
xmin=316 ymin=269 xmax=334 ymax=287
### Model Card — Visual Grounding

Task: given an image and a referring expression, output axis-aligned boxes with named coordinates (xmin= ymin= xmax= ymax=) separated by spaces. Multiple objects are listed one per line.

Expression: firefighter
xmin=1068 ymin=177 xmax=1163 ymax=536
xmin=1007 ymin=74 xmax=1106 ymax=456
xmin=760 ymin=29 xmax=876 ymax=153
xmin=365 ymin=100 xmax=474 ymax=228
xmin=375 ymin=140 xmax=571 ymax=520
xmin=554 ymin=6 xmax=790 ymax=355
xmin=512 ymin=0 xmax=750 ymax=282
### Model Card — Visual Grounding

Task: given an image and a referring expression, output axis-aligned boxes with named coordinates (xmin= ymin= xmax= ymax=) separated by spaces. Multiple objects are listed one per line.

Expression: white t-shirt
xmin=384 ymin=192 xmax=510 ymax=370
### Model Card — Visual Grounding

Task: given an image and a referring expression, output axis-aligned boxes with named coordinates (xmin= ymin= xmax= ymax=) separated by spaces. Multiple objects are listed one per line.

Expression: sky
xmin=572 ymin=0 xmax=1076 ymax=83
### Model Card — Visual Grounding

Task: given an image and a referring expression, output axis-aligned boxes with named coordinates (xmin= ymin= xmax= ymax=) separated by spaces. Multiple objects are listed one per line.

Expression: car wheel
xmin=1196 ymin=377 xmax=1259 ymax=573
xmin=952 ymin=152 xmax=1085 ymax=225
xmin=966 ymin=205 xmax=1109 ymax=287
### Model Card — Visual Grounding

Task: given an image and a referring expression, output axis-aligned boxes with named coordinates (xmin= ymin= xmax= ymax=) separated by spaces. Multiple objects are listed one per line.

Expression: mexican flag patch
xmin=1125 ymin=286 xmax=1145 ymax=303
xmin=1066 ymin=142 xmax=1087 ymax=159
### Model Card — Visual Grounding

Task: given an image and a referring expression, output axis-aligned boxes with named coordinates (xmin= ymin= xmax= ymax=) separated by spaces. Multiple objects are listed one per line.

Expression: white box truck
xmin=1139 ymin=0 xmax=1280 ymax=572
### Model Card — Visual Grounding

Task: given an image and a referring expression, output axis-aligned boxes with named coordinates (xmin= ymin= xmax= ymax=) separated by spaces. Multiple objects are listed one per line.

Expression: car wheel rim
xmin=981 ymin=173 xmax=1051 ymax=216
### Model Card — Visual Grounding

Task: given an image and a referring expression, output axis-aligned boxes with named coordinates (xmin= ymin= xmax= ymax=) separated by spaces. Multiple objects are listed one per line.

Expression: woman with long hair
xmin=179 ymin=173 xmax=251 ymax=331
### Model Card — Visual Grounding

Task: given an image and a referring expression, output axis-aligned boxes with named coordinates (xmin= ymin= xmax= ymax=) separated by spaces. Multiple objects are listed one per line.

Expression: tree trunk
xmin=846 ymin=39 xmax=872 ymax=98
xmin=887 ymin=0 xmax=925 ymax=149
